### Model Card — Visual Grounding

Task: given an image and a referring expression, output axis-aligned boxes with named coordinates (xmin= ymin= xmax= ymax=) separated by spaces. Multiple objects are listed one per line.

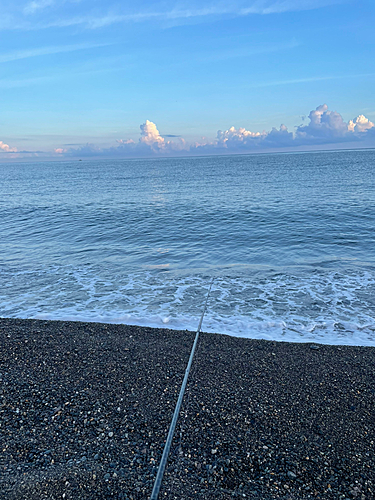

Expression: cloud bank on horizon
xmin=49 ymin=104 xmax=375 ymax=158
xmin=1 ymin=104 xmax=374 ymax=159
xmin=0 ymin=141 xmax=17 ymax=153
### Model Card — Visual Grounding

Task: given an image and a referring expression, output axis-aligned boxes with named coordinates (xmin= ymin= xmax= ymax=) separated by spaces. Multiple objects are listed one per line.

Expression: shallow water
xmin=1 ymin=150 xmax=375 ymax=345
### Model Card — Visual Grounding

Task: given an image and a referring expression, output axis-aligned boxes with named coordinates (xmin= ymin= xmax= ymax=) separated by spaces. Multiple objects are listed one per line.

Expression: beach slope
xmin=0 ymin=318 xmax=374 ymax=499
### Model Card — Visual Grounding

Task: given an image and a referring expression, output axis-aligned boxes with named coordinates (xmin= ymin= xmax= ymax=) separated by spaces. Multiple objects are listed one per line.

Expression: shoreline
xmin=1 ymin=317 xmax=374 ymax=499
xmin=3 ymin=314 xmax=374 ymax=348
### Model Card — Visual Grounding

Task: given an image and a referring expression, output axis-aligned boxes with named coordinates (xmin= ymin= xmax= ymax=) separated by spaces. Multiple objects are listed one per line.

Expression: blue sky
xmin=0 ymin=0 xmax=374 ymax=159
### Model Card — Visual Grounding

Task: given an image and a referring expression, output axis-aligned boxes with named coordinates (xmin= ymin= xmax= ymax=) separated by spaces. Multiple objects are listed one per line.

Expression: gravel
xmin=0 ymin=317 xmax=374 ymax=499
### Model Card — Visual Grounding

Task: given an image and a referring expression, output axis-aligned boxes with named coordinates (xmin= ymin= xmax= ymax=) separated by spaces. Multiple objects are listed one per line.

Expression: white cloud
xmin=139 ymin=120 xmax=165 ymax=149
xmin=263 ymin=124 xmax=295 ymax=146
xmin=0 ymin=75 xmax=56 ymax=89
xmin=41 ymin=2 xmax=343 ymax=29
xmin=0 ymin=141 xmax=17 ymax=152
xmin=240 ymin=0 xmax=343 ymax=15
xmin=219 ymin=126 xmax=264 ymax=141
xmin=51 ymin=105 xmax=375 ymax=159
xmin=294 ymin=104 xmax=374 ymax=145
xmin=117 ymin=120 xmax=187 ymax=154
xmin=247 ymin=73 xmax=375 ymax=89
xmin=202 ymin=105 xmax=374 ymax=151
xmin=0 ymin=0 xmax=346 ymax=31
xmin=295 ymin=104 xmax=348 ymax=141
xmin=57 ymin=120 xmax=187 ymax=157
xmin=216 ymin=125 xmax=265 ymax=149
xmin=194 ymin=122 xmax=294 ymax=152
xmin=116 ymin=139 xmax=135 ymax=145
xmin=24 ymin=0 xmax=56 ymax=15
xmin=348 ymin=114 xmax=375 ymax=133
xmin=0 ymin=42 xmax=112 ymax=64
xmin=23 ymin=0 xmax=80 ymax=15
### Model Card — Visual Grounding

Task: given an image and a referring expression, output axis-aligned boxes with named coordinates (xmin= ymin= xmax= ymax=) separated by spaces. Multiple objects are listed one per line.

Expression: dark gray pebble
xmin=0 ymin=317 xmax=374 ymax=500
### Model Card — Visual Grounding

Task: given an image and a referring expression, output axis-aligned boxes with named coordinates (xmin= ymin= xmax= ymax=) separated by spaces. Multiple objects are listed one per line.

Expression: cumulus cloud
xmin=213 ymin=123 xmax=295 ymax=150
xmin=348 ymin=114 xmax=375 ymax=133
xmin=52 ymin=105 xmax=375 ymax=159
xmin=56 ymin=120 xmax=187 ymax=158
xmin=196 ymin=105 xmax=374 ymax=152
xmin=263 ymin=124 xmax=294 ymax=147
xmin=116 ymin=139 xmax=134 ymax=145
xmin=139 ymin=120 xmax=165 ymax=150
xmin=117 ymin=120 xmax=186 ymax=154
xmin=216 ymin=126 xmax=265 ymax=148
xmin=295 ymin=103 xmax=348 ymax=141
xmin=0 ymin=140 xmax=17 ymax=152
xmin=295 ymin=104 xmax=375 ymax=144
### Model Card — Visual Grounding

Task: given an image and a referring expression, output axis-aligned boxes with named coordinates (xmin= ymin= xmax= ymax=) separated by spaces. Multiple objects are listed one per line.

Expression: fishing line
xmin=149 ymin=278 xmax=214 ymax=500
xmin=168 ymin=326 xmax=201 ymax=499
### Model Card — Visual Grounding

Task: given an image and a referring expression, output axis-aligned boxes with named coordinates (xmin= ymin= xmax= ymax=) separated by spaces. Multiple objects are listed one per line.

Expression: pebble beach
xmin=0 ymin=317 xmax=374 ymax=499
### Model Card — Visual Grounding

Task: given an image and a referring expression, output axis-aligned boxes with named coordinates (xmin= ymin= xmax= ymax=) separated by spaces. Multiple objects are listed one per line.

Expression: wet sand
xmin=0 ymin=317 xmax=374 ymax=499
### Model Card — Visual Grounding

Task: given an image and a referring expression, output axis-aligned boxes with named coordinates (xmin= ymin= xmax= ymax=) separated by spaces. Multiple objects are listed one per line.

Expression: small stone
xmin=104 ymin=473 xmax=110 ymax=480
xmin=310 ymin=345 xmax=320 ymax=350
xmin=287 ymin=471 xmax=297 ymax=480
xmin=108 ymin=432 xmax=114 ymax=438
xmin=211 ymin=449 xmax=217 ymax=454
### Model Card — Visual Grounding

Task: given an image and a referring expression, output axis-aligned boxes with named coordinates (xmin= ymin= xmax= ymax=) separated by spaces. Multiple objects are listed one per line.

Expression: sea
xmin=1 ymin=149 xmax=375 ymax=346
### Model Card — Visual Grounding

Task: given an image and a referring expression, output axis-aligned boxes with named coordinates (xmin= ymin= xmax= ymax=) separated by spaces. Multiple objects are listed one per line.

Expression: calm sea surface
xmin=1 ymin=150 xmax=375 ymax=345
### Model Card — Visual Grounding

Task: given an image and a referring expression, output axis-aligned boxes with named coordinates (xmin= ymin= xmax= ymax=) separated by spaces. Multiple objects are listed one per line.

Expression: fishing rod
xmin=149 ymin=278 xmax=214 ymax=500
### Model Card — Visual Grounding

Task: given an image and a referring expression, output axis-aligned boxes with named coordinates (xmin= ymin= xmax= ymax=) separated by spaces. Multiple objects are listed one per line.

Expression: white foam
xmin=1 ymin=266 xmax=375 ymax=346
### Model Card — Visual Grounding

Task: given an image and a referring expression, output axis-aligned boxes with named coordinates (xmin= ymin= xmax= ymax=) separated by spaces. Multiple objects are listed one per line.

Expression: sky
xmin=0 ymin=0 xmax=374 ymax=159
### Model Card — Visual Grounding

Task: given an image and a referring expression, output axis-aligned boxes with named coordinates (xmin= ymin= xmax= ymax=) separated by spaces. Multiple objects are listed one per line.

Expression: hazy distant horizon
xmin=1 ymin=144 xmax=375 ymax=164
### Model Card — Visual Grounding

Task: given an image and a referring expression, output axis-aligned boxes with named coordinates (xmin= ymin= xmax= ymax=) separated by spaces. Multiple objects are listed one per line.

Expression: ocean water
xmin=1 ymin=150 xmax=375 ymax=346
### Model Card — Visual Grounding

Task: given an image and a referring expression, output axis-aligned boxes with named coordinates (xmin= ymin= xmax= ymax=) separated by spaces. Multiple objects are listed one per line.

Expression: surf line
xmin=149 ymin=278 xmax=214 ymax=500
